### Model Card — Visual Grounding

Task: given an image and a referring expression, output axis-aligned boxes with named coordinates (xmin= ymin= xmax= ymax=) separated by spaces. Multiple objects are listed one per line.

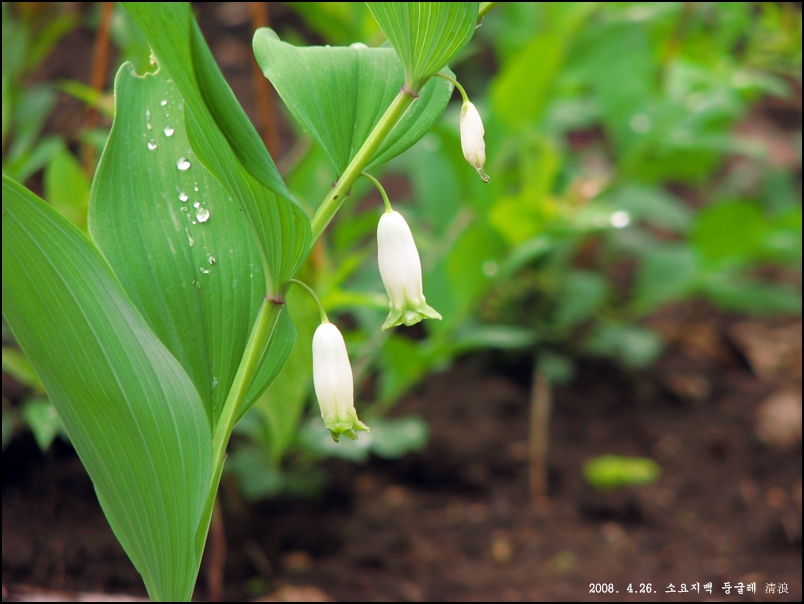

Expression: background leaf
xmin=21 ymin=397 xmax=63 ymax=452
xmin=44 ymin=144 xmax=90 ymax=231
xmin=2 ymin=177 xmax=212 ymax=601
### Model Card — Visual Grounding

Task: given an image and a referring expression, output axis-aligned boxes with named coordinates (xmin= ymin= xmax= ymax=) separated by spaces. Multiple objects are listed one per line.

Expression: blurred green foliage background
xmin=3 ymin=2 xmax=801 ymax=497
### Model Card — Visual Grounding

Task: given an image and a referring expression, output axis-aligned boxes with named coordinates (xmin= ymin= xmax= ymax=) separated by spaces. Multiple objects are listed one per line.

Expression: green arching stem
xmin=310 ymin=89 xmax=415 ymax=242
xmin=361 ymin=172 xmax=393 ymax=213
xmin=289 ymin=278 xmax=328 ymax=323
xmin=435 ymin=73 xmax=469 ymax=105
xmin=196 ymin=74 xmax=419 ymax=569
xmin=196 ymin=295 xmax=284 ymax=557
xmin=479 ymin=2 xmax=500 ymax=21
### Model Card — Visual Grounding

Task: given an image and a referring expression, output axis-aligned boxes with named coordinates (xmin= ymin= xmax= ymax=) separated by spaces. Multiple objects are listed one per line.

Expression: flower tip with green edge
xmin=377 ymin=210 xmax=442 ymax=330
xmin=381 ymin=304 xmax=443 ymax=331
xmin=312 ymin=322 xmax=369 ymax=442
xmin=460 ymin=100 xmax=489 ymax=183
xmin=329 ymin=419 xmax=370 ymax=443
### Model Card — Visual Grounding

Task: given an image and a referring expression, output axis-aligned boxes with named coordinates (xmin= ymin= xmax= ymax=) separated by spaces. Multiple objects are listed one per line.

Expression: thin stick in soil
xmin=529 ymin=365 xmax=552 ymax=508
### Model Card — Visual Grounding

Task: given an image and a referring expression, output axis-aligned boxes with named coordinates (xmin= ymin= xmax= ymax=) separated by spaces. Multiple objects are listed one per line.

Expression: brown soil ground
xmin=3 ymin=304 xmax=802 ymax=602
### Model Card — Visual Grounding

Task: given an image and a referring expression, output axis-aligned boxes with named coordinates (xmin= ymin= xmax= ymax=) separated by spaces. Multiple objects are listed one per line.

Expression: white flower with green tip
xmin=312 ymin=322 xmax=368 ymax=442
xmin=377 ymin=210 xmax=442 ymax=330
xmin=460 ymin=100 xmax=488 ymax=183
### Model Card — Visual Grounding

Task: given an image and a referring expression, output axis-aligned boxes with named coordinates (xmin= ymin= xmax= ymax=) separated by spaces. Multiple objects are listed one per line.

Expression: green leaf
xmin=2 ymin=176 xmax=212 ymax=601
xmin=607 ymin=185 xmax=693 ymax=234
xmin=584 ymin=455 xmax=661 ymax=490
xmin=2 ymin=407 xmax=19 ymax=450
xmin=702 ymin=277 xmax=802 ymax=316
xmin=239 ymin=307 xmax=298 ymax=424
xmin=253 ymin=28 xmax=454 ymax=174
xmin=298 ymin=415 xmax=427 ymax=462
xmin=299 ymin=417 xmax=371 ymax=463
xmin=553 ymin=271 xmax=610 ymax=331
xmin=379 ymin=335 xmax=429 ymax=404
xmin=368 ymin=416 xmax=428 ymax=459
xmin=537 ymin=351 xmax=576 ymax=386
xmin=692 ymin=199 xmax=767 ymax=267
xmin=123 ymin=3 xmax=310 ymax=295
xmin=2 ymin=346 xmax=44 ymax=392
xmin=583 ymin=22 xmax=654 ymax=153
xmin=366 ymin=2 xmax=479 ymax=92
xmin=633 ymin=243 xmax=699 ymax=314
xmin=90 ymin=63 xmax=269 ymax=427
xmin=583 ymin=322 xmax=664 ymax=369
xmin=5 ymin=85 xmax=55 ymax=167
xmin=21 ymin=397 xmax=63 ymax=452
xmin=284 ymin=2 xmax=377 ymax=46
xmin=449 ymin=324 xmax=538 ymax=353
xmin=491 ymin=32 xmax=565 ymax=128
xmin=44 ymin=146 xmax=90 ymax=232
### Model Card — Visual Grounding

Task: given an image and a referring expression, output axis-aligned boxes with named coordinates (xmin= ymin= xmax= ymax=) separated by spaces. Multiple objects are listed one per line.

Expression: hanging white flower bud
xmin=460 ymin=101 xmax=489 ymax=183
xmin=312 ymin=322 xmax=368 ymax=442
xmin=377 ymin=210 xmax=442 ymax=330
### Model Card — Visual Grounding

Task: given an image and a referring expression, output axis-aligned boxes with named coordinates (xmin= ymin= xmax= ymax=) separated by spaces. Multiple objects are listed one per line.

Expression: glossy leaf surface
xmin=90 ymin=63 xmax=268 ymax=426
xmin=123 ymin=3 xmax=310 ymax=295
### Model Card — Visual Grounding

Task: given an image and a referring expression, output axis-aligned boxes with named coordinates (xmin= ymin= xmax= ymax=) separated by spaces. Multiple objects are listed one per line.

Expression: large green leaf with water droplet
xmin=366 ymin=2 xmax=479 ymax=92
xmin=90 ymin=64 xmax=290 ymax=426
xmin=2 ymin=176 xmax=211 ymax=602
xmin=253 ymin=28 xmax=454 ymax=175
xmin=122 ymin=2 xmax=310 ymax=296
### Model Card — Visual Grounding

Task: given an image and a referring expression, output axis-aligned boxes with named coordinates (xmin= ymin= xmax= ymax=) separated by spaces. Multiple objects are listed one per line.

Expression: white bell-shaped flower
xmin=377 ymin=210 xmax=442 ymax=330
xmin=312 ymin=322 xmax=368 ymax=442
xmin=460 ymin=101 xmax=489 ymax=183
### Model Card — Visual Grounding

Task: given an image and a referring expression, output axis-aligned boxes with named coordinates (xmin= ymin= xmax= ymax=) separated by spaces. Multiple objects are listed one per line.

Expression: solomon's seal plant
xmin=2 ymin=3 xmax=491 ymax=601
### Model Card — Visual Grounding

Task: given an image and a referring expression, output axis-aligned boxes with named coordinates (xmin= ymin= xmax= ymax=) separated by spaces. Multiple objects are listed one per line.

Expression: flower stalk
xmin=310 ymin=89 xmax=416 ymax=243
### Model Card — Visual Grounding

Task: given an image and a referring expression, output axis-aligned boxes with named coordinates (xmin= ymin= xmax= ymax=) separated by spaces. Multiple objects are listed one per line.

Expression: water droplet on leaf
xmin=147 ymin=140 xmax=157 ymax=150
xmin=177 ymin=158 xmax=191 ymax=171
xmin=164 ymin=126 xmax=174 ymax=137
xmin=196 ymin=207 xmax=210 ymax=223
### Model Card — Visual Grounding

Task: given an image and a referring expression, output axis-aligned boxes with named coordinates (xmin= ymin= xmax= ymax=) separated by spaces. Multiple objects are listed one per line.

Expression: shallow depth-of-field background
xmin=3 ymin=2 xmax=801 ymax=601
